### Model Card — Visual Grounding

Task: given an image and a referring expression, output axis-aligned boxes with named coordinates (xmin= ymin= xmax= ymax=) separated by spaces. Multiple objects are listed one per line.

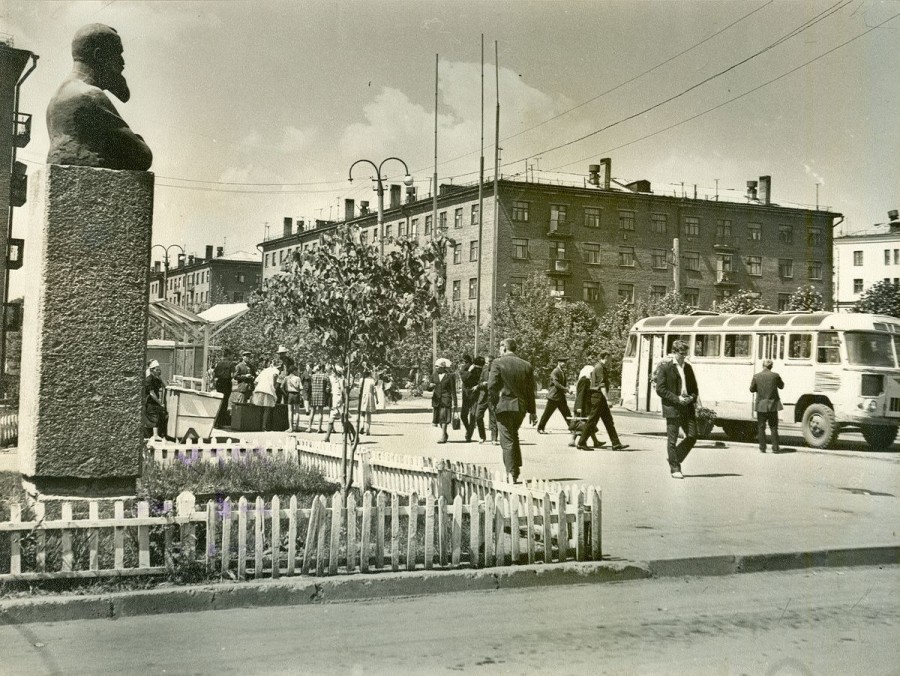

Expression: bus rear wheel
xmin=801 ymin=404 xmax=839 ymax=449
xmin=860 ymin=425 xmax=898 ymax=451
xmin=721 ymin=421 xmax=757 ymax=443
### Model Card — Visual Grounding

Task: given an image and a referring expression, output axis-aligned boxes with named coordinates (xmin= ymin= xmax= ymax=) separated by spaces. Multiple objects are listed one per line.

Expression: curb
xmin=1 ymin=545 xmax=897 ymax=626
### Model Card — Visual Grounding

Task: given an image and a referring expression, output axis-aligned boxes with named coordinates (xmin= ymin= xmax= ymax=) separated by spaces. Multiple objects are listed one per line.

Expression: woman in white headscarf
xmin=570 ymin=364 xmax=606 ymax=448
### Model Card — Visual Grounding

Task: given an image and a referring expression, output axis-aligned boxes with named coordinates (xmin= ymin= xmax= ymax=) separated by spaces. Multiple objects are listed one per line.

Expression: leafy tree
xmin=713 ymin=289 xmax=770 ymax=314
xmin=853 ymin=280 xmax=900 ymax=318
xmin=253 ymin=227 xmax=446 ymax=492
xmin=788 ymin=284 xmax=825 ymax=312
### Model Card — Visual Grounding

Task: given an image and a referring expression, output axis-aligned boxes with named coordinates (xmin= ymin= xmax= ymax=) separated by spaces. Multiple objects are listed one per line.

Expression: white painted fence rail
xmin=1 ymin=487 xmax=601 ymax=581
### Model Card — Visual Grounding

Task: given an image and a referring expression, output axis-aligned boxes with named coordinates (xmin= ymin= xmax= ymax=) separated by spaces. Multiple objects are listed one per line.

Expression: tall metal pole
xmin=376 ymin=174 xmax=385 ymax=262
xmin=474 ymin=35 xmax=485 ymax=357
xmin=431 ymin=54 xmax=439 ymax=367
xmin=672 ymin=237 xmax=681 ymax=294
xmin=489 ymin=41 xmax=500 ymax=357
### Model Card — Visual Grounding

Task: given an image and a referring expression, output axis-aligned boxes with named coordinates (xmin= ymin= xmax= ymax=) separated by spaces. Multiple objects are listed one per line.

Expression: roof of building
xmin=198 ymin=303 xmax=249 ymax=323
xmin=215 ymin=250 xmax=259 ymax=263
xmin=835 ymin=222 xmax=900 ymax=240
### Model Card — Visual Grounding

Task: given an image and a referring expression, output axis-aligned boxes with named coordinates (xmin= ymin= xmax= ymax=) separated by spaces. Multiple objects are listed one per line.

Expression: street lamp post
xmin=151 ymin=243 xmax=185 ymax=302
xmin=348 ymin=157 xmax=413 ymax=261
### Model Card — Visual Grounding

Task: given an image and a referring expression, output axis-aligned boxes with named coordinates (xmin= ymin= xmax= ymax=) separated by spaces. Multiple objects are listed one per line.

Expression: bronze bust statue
xmin=46 ymin=24 xmax=152 ymax=171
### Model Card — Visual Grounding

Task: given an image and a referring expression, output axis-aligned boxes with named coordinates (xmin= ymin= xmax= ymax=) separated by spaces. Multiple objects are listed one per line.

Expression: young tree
xmin=853 ymin=280 xmax=900 ymax=318
xmin=788 ymin=284 xmax=825 ymax=312
xmin=254 ymin=227 xmax=446 ymax=492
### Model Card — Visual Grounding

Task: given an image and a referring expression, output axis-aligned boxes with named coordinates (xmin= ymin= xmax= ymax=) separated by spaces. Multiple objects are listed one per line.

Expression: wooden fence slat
xmin=424 ymin=494 xmax=434 ymax=571
xmin=9 ymin=503 xmax=20 ymax=575
xmin=575 ymin=490 xmax=585 ymax=562
xmin=509 ymin=496 xmax=520 ymax=565
xmin=591 ymin=488 xmax=602 ymax=561
xmin=237 ymin=496 xmax=248 ymax=580
xmin=483 ymin=494 xmax=494 ymax=568
xmin=329 ymin=492 xmax=343 ymax=575
xmin=254 ymin=497 xmax=265 ymax=578
xmin=437 ymin=496 xmax=448 ymax=567
xmin=315 ymin=495 xmax=328 ymax=577
xmin=406 ymin=492 xmax=418 ymax=571
xmin=346 ymin=493 xmax=357 ymax=573
xmin=375 ymin=492 xmax=386 ymax=570
xmin=469 ymin=494 xmax=480 ymax=568
xmin=270 ymin=496 xmax=281 ymax=578
xmin=360 ymin=492 xmax=372 ymax=574
xmin=557 ymin=491 xmax=568 ymax=563
xmin=525 ymin=496 xmax=535 ymax=564
xmin=177 ymin=492 xmax=197 ymax=563
xmin=287 ymin=496 xmax=297 ymax=576
xmin=390 ymin=493 xmax=400 ymax=572
xmin=451 ymin=495 xmax=463 ymax=567
xmin=163 ymin=500 xmax=173 ymax=571
xmin=302 ymin=497 xmax=320 ymax=576
xmin=221 ymin=498 xmax=232 ymax=576
xmin=495 ymin=497 xmax=506 ymax=567
xmin=137 ymin=502 xmax=150 ymax=569
xmin=88 ymin=502 xmax=99 ymax=571
xmin=34 ymin=502 xmax=46 ymax=573
xmin=112 ymin=501 xmax=124 ymax=571
xmin=542 ymin=494 xmax=552 ymax=564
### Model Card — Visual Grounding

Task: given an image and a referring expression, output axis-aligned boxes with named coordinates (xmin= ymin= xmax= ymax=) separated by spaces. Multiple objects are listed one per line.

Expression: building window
xmin=585 ymin=207 xmax=601 ymax=228
xmin=716 ymin=219 xmax=732 ymax=239
xmin=512 ymin=238 xmax=528 ymax=259
xmin=778 ymin=224 xmax=793 ymax=244
xmin=549 ymin=278 xmax=566 ymax=297
xmin=425 ymin=215 xmax=432 ymax=236
xmin=360 ymin=230 xmax=368 ymax=245
xmin=619 ymin=211 xmax=635 ymax=231
xmin=509 ymin=276 xmax=526 ymax=296
xmin=469 ymin=240 xmax=479 ymax=262
xmin=238 ymin=273 xmax=245 ymax=283
xmin=265 ymin=253 xmax=270 ymax=266
xmin=779 ymin=259 xmax=794 ymax=278
xmin=683 ymin=216 xmax=700 ymax=237
xmin=454 ymin=208 xmax=463 ymax=228
xmin=652 ymin=249 xmax=667 ymax=269
xmin=807 ymin=226 xmax=824 ymax=246
xmin=894 ymin=249 xmax=899 ymax=265
xmin=807 ymin=261 xmax=823 ymax=280
xmin=453 ymin=245 xmax=461 ymax=265
xmin=550 ymin=204 xmax=568 ymax=225
xmin=853 ymin=250 xmax=863 ymax=266
xmin=684 ymin=287 xmax=699 ymax=306
xmin=886 ymin=249 xmax=892 ymax=265
xmin=452 ymin=280 xmax=461 ymax=301
xmin=385 ymin=224 xmax=392 ymax=239
xmin=747 ymin=255 xmax=762 ymax=276
xmin=684 ymin=252 xmax=700 ymax=272
xmin=583 ymin=243 xmax=601 ymax=264
xmin=471 ymin=204 xmax=479 ymax=225
xmin=439 ymin=212 xmax=447 ymax=231
xmin=747 ymin=223 xmax=761 ymax=241
xmin=777 ymin=294 xmax=791 ymax=311
xmin=618 ymin=246 xmax=635 ymax=267
xmin=853 ymin=279 xmax=863 ymax=293
xmin=652 ymin=213 xmax=667 ymax=234
xmin=255 ymin=275 xmax=260 ymax=286
xmin=650 ymin=285 xmax=667 ymax=302
xmin=618 ymin=284 xmax=634 ymax=303
xmin=583 ymin=281 xmax=600 ymax=302
xmin=398 ymin=220 xmax=407 ymax=238
xmin=468 ymin=278 xmax=477 ymax=299
xmin=550 ymin=241 xmax=566 ymax=259
xmin=409 ymin=218 xmax=418 ymax=240
xmin=512 ymin=201 xmax=529 ymax=222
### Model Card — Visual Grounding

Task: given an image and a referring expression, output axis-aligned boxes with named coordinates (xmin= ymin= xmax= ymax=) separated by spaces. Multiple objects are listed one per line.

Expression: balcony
xmin=713 ymin=237 xmax=735 ymax=250
xmin=715 ymin=271 xmax=738 ymax=285
xmin=546 ymin=220 xmax=573 ymax=238
xmin=13 ymin=113 xmax=31 ymax=148
xmin=546 ymin=258 xmax=572 ymax=276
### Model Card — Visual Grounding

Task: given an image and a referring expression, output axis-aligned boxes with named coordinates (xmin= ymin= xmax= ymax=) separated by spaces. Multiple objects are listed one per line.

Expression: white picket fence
xmin=1 ymin=487 xmax=601 ymax=581
xmin=0 ymin=410 xmax=17 ymax=447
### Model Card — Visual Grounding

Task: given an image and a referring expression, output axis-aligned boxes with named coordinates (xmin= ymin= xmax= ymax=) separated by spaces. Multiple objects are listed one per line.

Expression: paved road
xmin=2 ymin=565 xmax=896 ymax=675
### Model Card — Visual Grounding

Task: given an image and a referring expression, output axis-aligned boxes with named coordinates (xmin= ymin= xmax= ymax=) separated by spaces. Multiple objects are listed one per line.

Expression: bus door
xmin=637 ymin=333 xmax=666 ymax=412
xmin=755 ymin=332 xmax=790 ymax=413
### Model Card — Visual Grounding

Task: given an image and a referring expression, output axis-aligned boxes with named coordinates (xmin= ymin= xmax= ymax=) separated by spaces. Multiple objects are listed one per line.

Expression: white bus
xmin=620 ymin=311 xmax=900 ymax=450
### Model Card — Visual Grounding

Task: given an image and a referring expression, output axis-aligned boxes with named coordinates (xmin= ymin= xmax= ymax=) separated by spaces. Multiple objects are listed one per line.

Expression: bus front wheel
xmin=860 ymin=425 xmax=898 ymax=451
xmin=801 ymin=404 xmax=839 ymax=449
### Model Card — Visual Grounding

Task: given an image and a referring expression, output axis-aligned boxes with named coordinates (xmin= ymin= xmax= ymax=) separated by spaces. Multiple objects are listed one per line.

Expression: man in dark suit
xmin=488 ymin=338 xmax=537 ymax=483
xmin=459 ymin=354 xmax=482 ymax=442
xmin=576 ymin=352 xmax=629 ymax=451
xmin=655 ymin=340 xmax=699 ymax=479
xmin=537 ymin=357 xmax=571 ymax=434
xmin=750 ymin=359 xmax=785 ymax=453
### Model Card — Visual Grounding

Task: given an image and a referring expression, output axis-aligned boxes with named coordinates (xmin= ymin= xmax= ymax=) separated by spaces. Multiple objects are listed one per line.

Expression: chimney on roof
xmin=177 ymin=253 xmax=185 ymax=267
xmin=297 ymin=219 xmax=305 ymax=232
xmin=889 ymin=209 xmax=900 ymax=233
xmin=360 ymin=201 xmax=370 ymax=216
xmin=406 ymin=186 xmax=417 ymax=203
xmin=599 ymin=158 xmax=611 ymax=190
xmin=758 ymin=176 xmax=771 ymax=205
xmin=389 ymin=184 xmax=401 ymax=209
xmin=345 ymin=199 xmax=355 ymax=220
xmin=588 ymin=164 xmax=601 ymax=187
xmin=205 ymin=245 xmax=213 ymax=260
xmin=746 ymin=180 xmax=758 ymax=202
xmin=153 ymin=261 xmax=161 ymax=273
xmin=216 ymin=246 xmax=224 ymax=257
xmin=188 ymin=254 xmax=195 ymax=265
xmin=283 ymin=216 xmax=292 ymax=237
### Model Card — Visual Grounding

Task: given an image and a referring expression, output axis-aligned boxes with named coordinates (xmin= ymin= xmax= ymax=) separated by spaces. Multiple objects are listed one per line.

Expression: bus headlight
xmin=866 ymin=399 xmax=878 ymax=413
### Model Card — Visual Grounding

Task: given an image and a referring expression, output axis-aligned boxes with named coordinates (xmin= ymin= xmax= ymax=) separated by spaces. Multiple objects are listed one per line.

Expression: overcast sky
xmin=5 ymin=0 xmax=899 ymax=270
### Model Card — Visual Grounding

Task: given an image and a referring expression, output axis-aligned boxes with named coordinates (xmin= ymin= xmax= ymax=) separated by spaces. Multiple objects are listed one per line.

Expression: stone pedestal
xmin=19 ymin=165 xmax=153 ymax=498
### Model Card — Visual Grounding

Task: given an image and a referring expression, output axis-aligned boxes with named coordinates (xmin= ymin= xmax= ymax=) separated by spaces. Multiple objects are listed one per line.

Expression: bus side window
xmin=666 ymin=334 xmax=691 ymax=354
xmin=624 ymin=334 xmax=638 ymax=358
xmin=694 ymin=334 xmax=720 ymax=357
xmin=723 ymin=334 xmax=749 ymax=358
xmin=778 ymin=335 xmax=784 ymax=360
xmin=816 ymin=331 xmax=840 ymax=364
xmin=789 ymin=334 xmax=812 ymax=360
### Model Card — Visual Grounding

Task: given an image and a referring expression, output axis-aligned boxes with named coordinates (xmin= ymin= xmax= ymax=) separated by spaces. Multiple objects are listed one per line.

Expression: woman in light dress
xmin=359 ymin=369 xmax=381 ymax=435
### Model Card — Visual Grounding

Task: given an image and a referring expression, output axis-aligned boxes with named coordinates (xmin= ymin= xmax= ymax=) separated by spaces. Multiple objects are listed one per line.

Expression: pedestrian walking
xmin=570 ymin=363 xmax=606 ymax=448
xmin=143 ymin=359 xmax=169 ymax=439
xmin=252 ymin=357 xmax=280 ymax=431
xmin=211 ymin=354 xmax=234 ymax=428
xmin=537 ymin=357 xmax=571 ymax=434
xmin=459 ymin=354 xmax=482 ymax=442
xmin=577 ymin=352 xmax=629 ymax=451
xmin=750 ymin=358 xmax=784 ymax=453
xmin=655 ymin=340 xmax=698 ymax=479
xmin=284 ymin=365 xmax=303 ymax=432
xmin=306 ymin=363 xmax=330 ymax=433
xmin=430 ymin=358 xmax=458 ymax=444
xmin=488 ymin=338 xmax=536 ymax=483
xmin=324 ymin=364 xmax=346 ymax=442
xmin=474 ymin=355 xmax=498 ymax=444
xmin=359 ymin=369 xmax=380 ymax=435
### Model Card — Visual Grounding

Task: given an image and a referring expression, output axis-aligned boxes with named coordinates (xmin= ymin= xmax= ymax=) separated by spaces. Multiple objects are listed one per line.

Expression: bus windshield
xmin=844 ymin=332 xmax=899 ymax=368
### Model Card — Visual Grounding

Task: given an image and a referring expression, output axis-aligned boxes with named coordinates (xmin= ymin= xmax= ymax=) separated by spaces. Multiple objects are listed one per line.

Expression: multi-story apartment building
xmin=149 ymin=246 xmax=261 ymax=314
xmin=260 ymin=162 xmax=840 ymax=317
xmin=833 ymin=210 xmax=900 ymax=311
